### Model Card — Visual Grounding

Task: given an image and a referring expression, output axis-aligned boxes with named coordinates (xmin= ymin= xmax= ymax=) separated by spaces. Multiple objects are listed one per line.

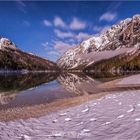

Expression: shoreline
xmin=0 ymin=74 xmax=140 ymax=139
xmin=0 ymin=89 xmax=140 ymax=139
xmin=0 ymin=92 xmax=107 ymax=121
xmin=0 ymin=70 xmax=59 ymax=75
xmin=0 ymin=74 xmax=140 ymax=121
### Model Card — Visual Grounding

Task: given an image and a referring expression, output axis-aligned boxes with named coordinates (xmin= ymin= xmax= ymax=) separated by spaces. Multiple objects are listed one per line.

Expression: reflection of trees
xmin=0 ymin=72 xmax=58 ymax=105
xmin=57 ymin=73 xmax=100 ymax=95
xmin=85 ymin=71 xmax=137 ymax=82
xmin=0 ymin=72 xmax=58 ymax=92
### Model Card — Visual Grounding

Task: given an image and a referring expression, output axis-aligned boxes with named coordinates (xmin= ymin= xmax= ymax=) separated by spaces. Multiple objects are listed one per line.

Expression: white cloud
xmin=93 ymin=26 xmax=103 ymax=32
xmin=48 ymin=51 xmax=59 ymax=56
xmin=54 ymin=41 xmax=73 ymax=52
xmin=99 ymin=12 xmax=117 ymax=22
xmin=54 ymin=16 xmax=67 ymax=28
xmin=42 ymin=40 xmax=74 ymax=57
xmin=93 ymin=25 xmax=110 ymax=34
xmin=42 ymin=42 xmax=49 ymax=49
xmin=70 ymin=17 xmax=86 ymax=30
xmin=41 ymin=39 xmax=74 ymax=61
xmin=54 ymin=29 xmax=74 ymax=39
xmin=76 ymin=32 xmax=92 ymax=42
xmin=43 ymin=16 xmax=88 ymax=31
xmin=16 ymin=1 xmax=26 ymax=7
xmin=107 ymin=2 xmax=122 ymax=12
xmin=54 ymin=29 xmax=92 ymax=42
xmin=43 ymin=20 xmax=52 ymax=27
xmin=16 ymin=1 xmax=27 ymax=13
xmin=67 ymin=38 xmax=75 ymax=43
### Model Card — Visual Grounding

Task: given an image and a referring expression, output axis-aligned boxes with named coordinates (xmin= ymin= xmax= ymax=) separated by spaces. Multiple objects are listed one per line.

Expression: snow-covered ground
xmin=0 ymin=90 xmax=140 ymax=140
xmin=81 ymin=47 xmax=133 ymax=63
xmin=0 ymin=75 xmax=140 ymax=140
xmin=118 ymin=74 xmax=140 ymax=85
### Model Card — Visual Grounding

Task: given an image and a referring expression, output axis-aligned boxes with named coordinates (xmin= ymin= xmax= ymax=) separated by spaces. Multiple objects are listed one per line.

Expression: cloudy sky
xmin=0 ymin=1 xmax=140 ymax=61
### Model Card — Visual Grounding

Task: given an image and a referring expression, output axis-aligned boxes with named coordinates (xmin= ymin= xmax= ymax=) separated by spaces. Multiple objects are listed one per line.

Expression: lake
xmin=0 ymin=71 xmax=139 ymax=120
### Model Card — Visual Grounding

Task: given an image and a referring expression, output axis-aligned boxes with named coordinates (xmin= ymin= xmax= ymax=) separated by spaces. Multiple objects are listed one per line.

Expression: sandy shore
xmin=0 ymin=92 xmax=106 ymax=121
xmin=0 ymin=74 xmax=140 ymax=140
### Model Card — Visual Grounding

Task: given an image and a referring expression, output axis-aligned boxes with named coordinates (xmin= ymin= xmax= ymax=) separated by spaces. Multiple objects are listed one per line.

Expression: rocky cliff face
xmin=57 ymin=14 xmax=140 ymax=71
xmin=0 ymin=37 xmax=59 ymax=71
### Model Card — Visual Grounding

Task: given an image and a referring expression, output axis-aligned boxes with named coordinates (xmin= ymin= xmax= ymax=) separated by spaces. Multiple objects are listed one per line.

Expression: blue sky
xmin=0 ymin=1 xmax=140 ymax=61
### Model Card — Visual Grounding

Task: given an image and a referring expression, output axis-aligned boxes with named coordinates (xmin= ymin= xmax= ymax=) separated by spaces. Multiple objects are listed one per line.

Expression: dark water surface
xmin=0 ymin=72 xmax=139 ymax=111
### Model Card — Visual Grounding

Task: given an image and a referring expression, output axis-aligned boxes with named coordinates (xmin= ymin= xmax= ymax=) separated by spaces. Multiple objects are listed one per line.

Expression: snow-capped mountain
xmin=0 ymin=37 xmax=58 ymax=71
xmin=57 ymin=14 xmax=140 ymax=71
xmin=0 ymin=37 xmax=17 ymax=50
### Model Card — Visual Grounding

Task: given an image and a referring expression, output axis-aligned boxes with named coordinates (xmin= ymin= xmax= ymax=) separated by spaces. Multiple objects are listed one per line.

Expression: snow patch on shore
xmin=118 ymin=74 xmax=140 ymax=85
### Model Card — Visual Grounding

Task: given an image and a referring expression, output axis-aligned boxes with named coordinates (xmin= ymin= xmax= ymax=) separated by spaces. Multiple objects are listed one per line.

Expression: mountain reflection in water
xmin=57 ymin=73 xmax=100 ymax=95
xmin=0 ymin=72 xmax=139 ymax=111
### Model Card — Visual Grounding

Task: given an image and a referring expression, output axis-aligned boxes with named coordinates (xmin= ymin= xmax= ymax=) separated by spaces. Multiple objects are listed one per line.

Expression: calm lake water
xmin=0 ymin=72 xmax=138 ymax=111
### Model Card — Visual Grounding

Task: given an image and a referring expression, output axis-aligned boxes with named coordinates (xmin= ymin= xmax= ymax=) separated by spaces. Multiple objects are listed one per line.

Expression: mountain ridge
xmin=0 ymin=37 xmax=59 ymax=71
xmin=57 ymin=14 xmax=140 ymax=71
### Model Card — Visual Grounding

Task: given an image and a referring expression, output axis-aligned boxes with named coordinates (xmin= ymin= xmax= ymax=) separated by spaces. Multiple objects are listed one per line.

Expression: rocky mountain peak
xmin=57 ymin=14 xmax=140 ymax=69
xmin=0 ymin=37 xmax=59 ymax=71
xmin=0 ymin=37 xmax=17 ymax=50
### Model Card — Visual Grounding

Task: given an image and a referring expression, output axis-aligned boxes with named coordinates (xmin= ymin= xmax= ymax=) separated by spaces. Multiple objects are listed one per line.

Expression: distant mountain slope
xmin=57 ymin=14 xmax=140 ymax=71
xmin=0 ymin=37 xmax=58 ymax=71
xmin=85 ymin=44 xmax=140 ymax=72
